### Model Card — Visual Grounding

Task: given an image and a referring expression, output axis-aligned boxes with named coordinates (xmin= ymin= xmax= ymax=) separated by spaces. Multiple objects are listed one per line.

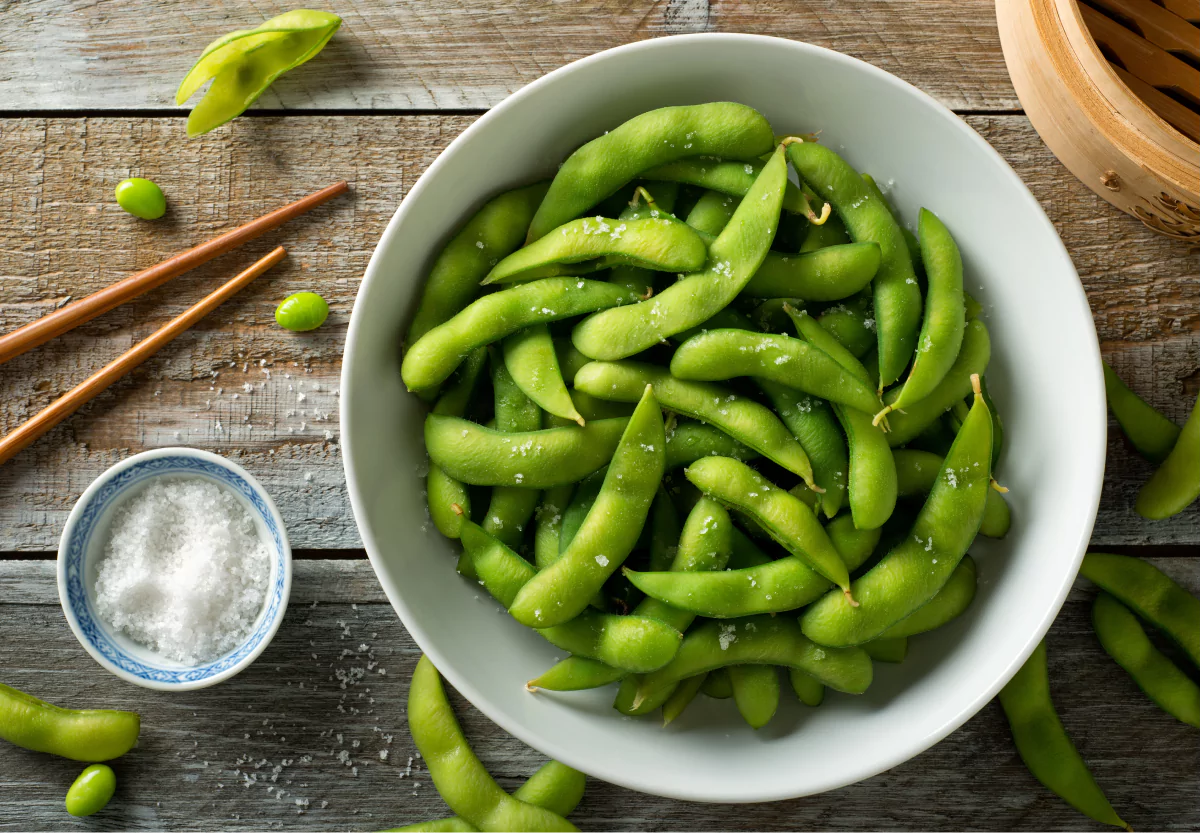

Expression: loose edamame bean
xmin=0 ymin=683 xmax=139 ymax=762
xmin=1079 ymin=552 xmax=1199 ymax=665
xmin=664 ymin=419 xmax=759 ymax=469
xmin=274 ymin=291 xmax=329 ymax=332
xmin=427 ymin=350 xmax=488 ymax=539
xmin=863 ymin=637 xmax=907 ymax=663
xmin=65 ymin=764 xmax=116 ymax=817
xmin=509 ymin=386 xmax=665 ymax=627
xmin=1135 ymin=396 xmax=1199 ymax=520
xmin=406 ymin=185 xmax=550 ymax=345
xmin=425 ymin=416 xmax=627 ymax=488
xmin=408 ymin=656 xmax=577 ymax=832
xmin=402 ymin=278 xmax=637 ymax=391
xmin=877 ymin=556 xmax=977 ymax=639
xmin=571 ymin=147 xmax=787 ymax=359
xmin=573 ymin=360 xmax=819 ymax=489
xmin=801 ymin=376 xmax=992 ymax=646
xmin=114 ymin=178 xmax=166 ymax=220
xmin=527 ymin=103 xmax=774 ymax=241
xmin=482 ymin=360 xmax=543 ymax=547
xmin=787 ymin=141 xmax=921 ymax=389
xmin=1102 ymin=362 xmax=1182 ymax=463
xmin=789 ymin=669 xmax=825 ymax=706
xmin=741 ymin=243 xmax=881 ymax=301
xmin=503 ymin=324 xmax=583 ymax=425
xmin=757 ymin=382 xmax=847 ymax=519
xmin=893 ymin=449 xmax=1010 ymax=537
xmin=998 ymin=641 xmax=1129 ymax=831
xmin=1092 ymin=592 xmax=1199 ymax=727
xmin=729 ymin=665 xmax=780 ymax=729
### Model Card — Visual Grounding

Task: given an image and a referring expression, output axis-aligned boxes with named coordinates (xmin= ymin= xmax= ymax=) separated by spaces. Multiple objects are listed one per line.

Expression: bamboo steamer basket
xmin=996 ymin=0 xmax=1200 ymax=240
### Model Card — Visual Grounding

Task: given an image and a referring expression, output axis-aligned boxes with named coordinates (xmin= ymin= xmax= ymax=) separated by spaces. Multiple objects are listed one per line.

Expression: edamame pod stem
xmin=789 ymin=669 xmax=825 ymax=706
xmin=427 ymin=349 xmax=487 ymax=539
xmin=527 ymin=656 xmax=625 ymax=692
xmin=509 ymin=386 xmax=666 ymax=628
xmin=503 ymin=325 xmax=583 ymax=425
xmin=664 ymin=419 xmax=759 ymax=470
xmin=408 ymin=657 xmax=578 ymax=832
xmin=884 ymin=318 xmax=991 ymax=447
xmin=573 ymin=360 xmax=818 ymax=489
xmin=669 ymin=329 xmax=883 ymax=416
xmin=632 ymin=616 xmax=873 ymax=710
xmin=484 ymin=358 xmax=543 ymax=547
xmin=0 ymin=683 xmax=140 ymax=762
xmin=1102 ymin=362 xmax=1182 ymax=463
xmin=758 ymin=382 xmax=847 ymax=519
xmin=876 ymin=208 xmax=966 ymax=423
xmin=571 ymin=147 xmax=787 ymax=359
xmin=998 ymin=642 xmax=1130 ymax=831
xmin=640 ymin=157 xmax=814 ymax=215
xmin=729 ymin=665 xmax=780 ymax=729
xmin=1135 ymin=396 xmax=1199 ymax=520
xmin=1079 ymin=552 xmax=1199 ymax=666
xmin=425 ymin=416 xmax=628 ymax=488
xmin=661 ymin=674 xmax=708 ymax=725
xmin=484 ymin=216 xmax=707 ymax=284
xmin=877 ymin=556 xmax=977 ymax=639
xmin=406 ymin=184 xmax=549 ymax=345
xmin=402 ymin=278 xmax=637 ymax=391
xmin=893 ymin=449 xmax=1010 ymax=537
xmin=1093 ymin=592 xmax=1200 ymax=727
xmin=802 ymin=376 xmax=991 ymax=646
xmin=786 ymin=141 xmax=921 ymax=389
xmin=528 ymin=103 xmax=774 ymax=241
xmin=741 ymin=243 xmax=881 ymax=301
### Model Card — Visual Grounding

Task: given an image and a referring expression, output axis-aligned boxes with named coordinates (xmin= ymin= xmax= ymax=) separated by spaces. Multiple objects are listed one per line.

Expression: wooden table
xmin=0 ymin=2 xmax=1196 ymax=830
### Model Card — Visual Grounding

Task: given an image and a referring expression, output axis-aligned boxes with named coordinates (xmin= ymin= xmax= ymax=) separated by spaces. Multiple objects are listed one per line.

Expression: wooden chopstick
xmin=0 ymin=246 xmax=286 ymax=467
xmin=0 ymin=181 xmax=347 ymax=367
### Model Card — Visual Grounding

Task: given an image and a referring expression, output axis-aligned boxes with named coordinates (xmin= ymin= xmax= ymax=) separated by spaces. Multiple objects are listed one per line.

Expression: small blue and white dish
xmin=57 ymin=447 xmax=291 ymax=691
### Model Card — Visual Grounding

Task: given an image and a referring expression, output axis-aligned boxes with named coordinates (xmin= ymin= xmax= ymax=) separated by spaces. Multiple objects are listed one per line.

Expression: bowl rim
xmin=56 ymin=446 xmax=293 ymax=691
xmin=342 ymin=32 xmax=1104 ymax=802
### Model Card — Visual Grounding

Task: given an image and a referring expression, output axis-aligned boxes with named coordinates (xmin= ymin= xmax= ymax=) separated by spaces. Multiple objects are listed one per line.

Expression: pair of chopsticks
xmin=0 ymin=181 xmax=348 ymax=466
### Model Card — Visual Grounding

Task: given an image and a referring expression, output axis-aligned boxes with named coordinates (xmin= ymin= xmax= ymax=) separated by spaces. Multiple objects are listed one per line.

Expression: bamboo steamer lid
xmin=996 ymin=0 xmax=1199 ymax=240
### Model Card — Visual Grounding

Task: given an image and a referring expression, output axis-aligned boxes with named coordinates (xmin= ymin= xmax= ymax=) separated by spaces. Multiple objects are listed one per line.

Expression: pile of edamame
xmin=402 ymin=102 xmax=1012 ymax=732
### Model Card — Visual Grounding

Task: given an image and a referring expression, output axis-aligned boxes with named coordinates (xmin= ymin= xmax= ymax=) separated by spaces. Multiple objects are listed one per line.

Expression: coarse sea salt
xmin=94 ymin=476 xmax=271 ymax=665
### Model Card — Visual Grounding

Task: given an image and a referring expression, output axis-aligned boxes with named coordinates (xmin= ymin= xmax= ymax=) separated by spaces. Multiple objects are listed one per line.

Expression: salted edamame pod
xmin=758 ymin=382 xmax=847 ymax=519
xmin=503 ymin=324 xmax=583 ymax=425
xmin=877 ymin=556 xmax=977 ymax=639
xmin=664 ymin=419 xmax=759 ymax=470
xmin=741 ymin=243 xmax=881 ymax=301
xmin=789 ymin=669 xmax=825 ymax=706
xmin=482 ymin=359 xmax=543 ymax=547
xmin=0 ymin=684 xmax=140 ymax=762
xmin=526 ymin=656 xmax=625 ymax=692
xmin=528 ymin=103 xmax=775 ymax=241
xmin=640 ymin=157 xmax=815 ymax=215
xmin=893 ymin=449 xmax=1010 ymax=537
xmin=816 ymin=294 xmax=876 ymax=357
xmin=729 ymin=665 xmax=780 ymax=729
xmin=1135 ymin=396 xmax=1199 ymax=520
xmin=533 ymin=485 xmax=574 ymax=570
xmin=1102 ymin=362 xmax=1182 ymax=463
xmin=427 ymin=349 xmax=487 ymax=539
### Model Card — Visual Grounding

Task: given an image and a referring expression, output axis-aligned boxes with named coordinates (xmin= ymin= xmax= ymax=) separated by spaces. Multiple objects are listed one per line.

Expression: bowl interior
xmin=60 ymin=452 xmax=291 ymax=687
xmin=342 ymin=34 xmax=1103 ymax=802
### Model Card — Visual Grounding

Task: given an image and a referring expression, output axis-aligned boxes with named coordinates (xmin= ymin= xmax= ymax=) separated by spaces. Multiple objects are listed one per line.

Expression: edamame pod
xmin=700 ymin=669 xmax=734 ymax=699
xmin=403 ymin=278 xmax=637 ymax=391
xmin=427 ymin=349 xmax=487 ymax=539
xmin=877 ymin=556 xmax=977 ymax=639
xmin=817 ymin=295 xmax=876 ymax=357
xmin=801 ymin=376 xmax=992 ymax=646
xmin=607 ymin=185 xmax=680 ymax=296
xmin=997 ymin=642 xmax=1129 ymax=831
xmin=558 ymin=469 xmax=606 ymax=555
xmin=729 ymin=665 xmax=780 ymax=729
xmin=786 ymin=141 xmax=921 ymax=389
xmin=406 ymin=184 xmax=549 ymax=345
xmin=741 ymin=243 xmax=881 ymax=300
xmin=509 ymin=386 xmax=665 ymax=627
xmin=527 ymin=656 xmax=625 ymax=692
xmin=893 ymin=449 xmax=1010 ymax=537
xmin=1102 ymin=362 xmax=1182 ymax=463
xmin=503 ymin=324 xmax=583 ymax=425
xmin=573 ymin=360 xmax=818 ymax=488
xmin=0 ymin=684 xmax=140 ymax=762
xmin=669 ymin=329 xmax=883 ymax=416
xmin=863 ymin=637 xmax=908 ymax=663
xmin=424 ymin=416 xmax=628 ymax=488
xmin=571 ymin=146 xmax=787 ymax=359
xmin=789 ymin=669 xmax=825 ymax=706
xmin=1135 ymin=396 xmax=1199 ymax=520
xmin=685 ymin=190 xmax=738 ymax=235
xmin=664 ymin=419 xmax=759 ymax=469
xmin=528 ymin=103 xmax=775 ymax=241
xmin=408 ymin=657 xmax=577 ymax=832
xmin=1092 ymin=592 xmax=1199 ymax=727
xmin=834 ymin=403 xmax=898 ymax=531
xmin=640 ymin=157 xmax=813 ymax=215
xmin=758 ymin=382 xmax=847 ymax=519
xmin=800 ymin=212 xmax=850 ymax=252
xmin=483 ymin=359 xmax=543 ymax=547
xmin=647 ymin=487 xmax=681 ymax=572
xmin=533 ymin=485 xmax=574 ymax=570
xmin=662 ymin=674 xmax=708 ymax=725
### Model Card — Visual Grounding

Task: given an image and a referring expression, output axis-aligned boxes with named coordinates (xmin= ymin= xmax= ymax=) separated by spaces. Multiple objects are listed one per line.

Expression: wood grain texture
xmin=0 ymin=115 xmax=1195 ymax=551
xmin=0 ymin=558 xmax=1196 ymax=831
xmin=0 ymin=0 xmax=1018 ymax=113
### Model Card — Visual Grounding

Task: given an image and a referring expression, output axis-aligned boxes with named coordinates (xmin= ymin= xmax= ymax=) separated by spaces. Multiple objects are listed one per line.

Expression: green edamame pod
xmin=554 ymin=338 xmax=592 ymax=383
xmin=388 ymin=819 xmax=475 ymax=833
xmin=701 ymin=668 xmax=734 ymax=699
xmin=834 ymin=403 xmax=898 ymax=531
xmin=729 ymin=665 xmax=780 ymax=729
xmin=741 ymin=243 xmax=880 ymax=301
xmin=1135 ymin=396 xmax=1199 ymax=520
xmin=509 ymin=386 xmax=665 ymax=627
xmin=980 ymin=377 xmax=1004 ymax=468
xmin=527 ymin=656 xmax=625 ymax=692
xmin=483 ymin=360 xmax=543 ymax=547
xmin=816 ymin=295 xmax=876 ymax=357
xmin=403 ymin=278 xmax=637 ymax=391
xmin=573 ymin=360 xmax=818 ymax=489
xmin=669 ymin=330 xmax=883 ymax=416
xmin=1092 ymin=592 xmax=1199 ymax=727
xmin=728 ymin=528 xmax=774 ymax=569
xmin=571 ymin=146 xmax=787 ymax=359
xmin=664 ymin=419 xmax=759 ymax=470
xmin=503 ymin=325 xmax=584 ymax=425
xmin=884 ymin=318 xmax=991 ymax=447
xmin=647 ymin=488 xmax=681 ymax=572
xmin=408 ymin=657 xmax=577 ymax=832
xmin=758 ymin=382 xmax=847 ymax=519
xmin=425 ymin=416 xmax=627 ymax=488
xmin=608 ymin=185 xmax=680 ymax=296
xmin=407 ymin=184 xmax=549 ymax=345
xmin=528 ymin=103 xmax=774 ymax=241
xmin=640 ymin=157 xmax=814 ymax=215
xmin=802 ymin=376 xmax=992 ymax=646
xmin=877 ymin=208 xmax=965 ymax=422
xmin=427 ymin=350 xmax=488 ymax=538
xmin=533 ymin=485 xmax=574 ymax=570
xmin=0 ymin=683 xmax=139 ymax=762
xmin=998 ymin=641 xmax=1129 ymax=831
xmin=893 ymin=449 xmax=1010 ymax=537
xmin=877 ymin=556 xmax=977 ymax=639
xmin=799 ymin=212 xmax=850 ymax=253
xmin=863 ymin=637 xmax=908 ymax=663
xmin=662 ymin=674 xmax=708 ymax=725
xmin=787 ymin=141 xmax=921 ymax=389
xmin=509 ymin=760 xmax=587 ymax=819
xmin=1079 ymin=553 xmax=1199 ymax=666
xmin=789 ymin=669 xmax=825 ymax=706
xmin=685 ymin=190 xmax=738 ymax=235
xmin=1102 ymin=362 xmax=1182 ymax=463
xmin=558 ymin=469 xmax=606 ymax=555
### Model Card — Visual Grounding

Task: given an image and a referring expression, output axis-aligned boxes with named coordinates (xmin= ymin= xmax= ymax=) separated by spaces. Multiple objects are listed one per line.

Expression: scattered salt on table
xmin=94 ymin=476 xmax=270 ymax=665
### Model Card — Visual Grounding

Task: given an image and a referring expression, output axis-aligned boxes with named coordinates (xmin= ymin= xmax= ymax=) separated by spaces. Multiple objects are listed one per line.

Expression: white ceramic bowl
xmin=342 ymin=34 xmax=1104 ymax=802
xmin=58 ymin=448 xmax=292 ymax=691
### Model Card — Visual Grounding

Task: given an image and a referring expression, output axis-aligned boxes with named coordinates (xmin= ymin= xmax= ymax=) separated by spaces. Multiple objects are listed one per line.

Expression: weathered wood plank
xmin=0 ymin=115 xmax=1195 ymax=551
xmin=0 ymin=0 xmax=1018 ymax=113
xmin=0 ymin=559 xmax=1196 ymax=831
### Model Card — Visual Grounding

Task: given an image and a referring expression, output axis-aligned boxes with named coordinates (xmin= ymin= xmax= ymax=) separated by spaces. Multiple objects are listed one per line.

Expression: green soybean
xmin=275 ymin=291 xmax=329 ymax=332
xmin=0 ymin=683 xmax=139 ymax=762
xmin=427 ymin=350 xmax=487 ymax=539
xmin=114 ymin=177 xmax=166 ymax=220
xmin=863 ymin=637 xmax=908 ymax=663
xmin=65 ymin=764 xmax=116 ymax=817
xmin=607 ymin=185 xmax=681 ymax=296
xmin=647 ymin=487 xmax=681 ymax=572
xmin=877 ymin=556 xmax=977 ymax=639
xmin=503 ymin=324 xmax=583 ymax=425
xmin=799 ymin=211 xmax=851 ymax=252
xmin=1135 ymin=396 xmax=1199 ymax=520
xmin=664 ymin=419 xmax=759 ymax=469
xmin=729 ymin=665 xmax=780 ymax=729
xmin=527 ymin=656 xmax=624 ymax=692
xmin=482 ymin=359 xmax=542 ymax=547
xmin=558 ymin=469 xmax=606 ymax=555
xmin=661 ymin=674 xmax=708 ymax=725
xmin=789 ymin=669 xmax=825 ymax=706
xmin=1102 ymin=362 xmax=1182 ymax=463
xmin=700 ymin=668 xmax=734 ymax=699
xmin=817 ymin=295 xmax=876 ymax=357
xmin=893 ymin=449 xmax=1010 ymax=537
xmin=533 ymin=485 xmax=573 ymax=570
xmin=685 ymin=189 xmax=739 ymax=235
xmin=758 ymin=382 xmax=847 ymax=519
xmin=741 ymin=243 xmax=880 ymax=300
xmin=640 ymin=156 xmax=814 ymax=215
